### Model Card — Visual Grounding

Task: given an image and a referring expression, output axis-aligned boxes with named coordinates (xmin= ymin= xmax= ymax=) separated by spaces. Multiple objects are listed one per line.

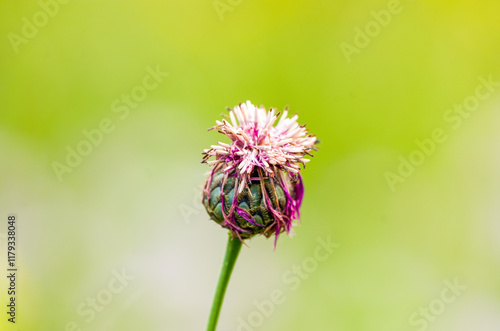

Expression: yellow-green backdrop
xmin=1 ymin=0 xmax=500 ymax=330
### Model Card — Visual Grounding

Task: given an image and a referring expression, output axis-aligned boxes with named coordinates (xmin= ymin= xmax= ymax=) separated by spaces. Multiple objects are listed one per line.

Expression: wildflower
xmin=202 ymin=101 xmax=317 ymax=243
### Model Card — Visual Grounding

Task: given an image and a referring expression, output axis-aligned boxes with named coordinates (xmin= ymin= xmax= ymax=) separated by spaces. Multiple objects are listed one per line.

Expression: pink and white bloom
xmin=202 ymin=101 xmax=317 ymax=243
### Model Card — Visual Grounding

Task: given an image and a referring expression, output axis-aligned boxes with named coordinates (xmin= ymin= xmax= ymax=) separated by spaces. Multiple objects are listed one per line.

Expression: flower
xmin=202 ymin=100 xmax=317 ymax=243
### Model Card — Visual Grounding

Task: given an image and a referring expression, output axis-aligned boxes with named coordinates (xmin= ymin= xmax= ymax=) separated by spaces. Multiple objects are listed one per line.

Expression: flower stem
xmin=206 ymin=234 xmax=243 ymax=331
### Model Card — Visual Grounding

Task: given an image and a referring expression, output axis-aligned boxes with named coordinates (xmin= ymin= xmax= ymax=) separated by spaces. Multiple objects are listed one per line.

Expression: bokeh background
xmin=1 ymin=0 xmax=500 ymax=330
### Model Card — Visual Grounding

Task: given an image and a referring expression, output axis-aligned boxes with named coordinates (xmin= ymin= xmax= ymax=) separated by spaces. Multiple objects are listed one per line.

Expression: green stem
xmin=206 ymin=234 xmax=243 ymax=331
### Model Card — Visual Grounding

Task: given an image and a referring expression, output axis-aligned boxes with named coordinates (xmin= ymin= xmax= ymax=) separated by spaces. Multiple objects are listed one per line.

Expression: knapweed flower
xmin=202 ymin=101 xmax=317 ymax=243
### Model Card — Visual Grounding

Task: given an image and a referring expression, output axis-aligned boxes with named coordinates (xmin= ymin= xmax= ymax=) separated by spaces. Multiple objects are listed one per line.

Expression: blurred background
xmin=1 ymin=0 xmax=500 ymax=330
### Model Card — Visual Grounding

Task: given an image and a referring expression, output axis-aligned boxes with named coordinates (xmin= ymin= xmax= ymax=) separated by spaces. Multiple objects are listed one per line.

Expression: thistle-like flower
xmin=202 ymin=101 xmax=318 ymax=331
xmin=202 ymin=101 xmax=317 ymax=243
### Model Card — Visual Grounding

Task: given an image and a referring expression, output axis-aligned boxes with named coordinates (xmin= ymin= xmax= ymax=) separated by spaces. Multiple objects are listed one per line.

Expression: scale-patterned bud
xmin=203 ymin=167 xmax=303 ymax=239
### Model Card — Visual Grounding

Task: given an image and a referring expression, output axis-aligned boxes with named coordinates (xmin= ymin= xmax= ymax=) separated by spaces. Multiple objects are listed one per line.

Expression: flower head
xmin=202 ymin=101 xmax=317 ymax=243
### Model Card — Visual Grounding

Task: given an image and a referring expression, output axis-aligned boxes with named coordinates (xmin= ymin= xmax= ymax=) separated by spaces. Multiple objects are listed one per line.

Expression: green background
xmin=1 ymin=0 xmax=500 ymax=330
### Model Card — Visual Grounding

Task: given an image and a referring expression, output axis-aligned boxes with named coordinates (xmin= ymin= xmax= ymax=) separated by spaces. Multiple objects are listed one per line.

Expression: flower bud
xmin=203 ymin=166 xmax=303 ymax=240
